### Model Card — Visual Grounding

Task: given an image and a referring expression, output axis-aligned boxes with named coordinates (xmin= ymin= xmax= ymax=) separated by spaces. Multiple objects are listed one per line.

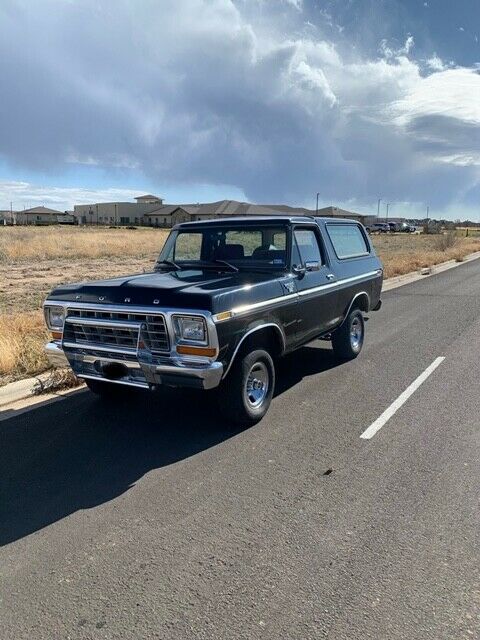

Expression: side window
xmin=293 ymin=229 xmax=322 ymax=265
xmin=327 ymin=224 xmax=369 ymax=259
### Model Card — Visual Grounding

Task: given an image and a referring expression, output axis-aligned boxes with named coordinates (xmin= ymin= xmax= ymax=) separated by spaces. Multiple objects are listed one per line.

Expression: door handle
xmin=326 ymin=273 xmax=335 ymax=281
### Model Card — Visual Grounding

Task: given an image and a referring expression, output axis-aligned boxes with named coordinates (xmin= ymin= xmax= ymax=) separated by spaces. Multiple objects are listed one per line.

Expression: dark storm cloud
xmin=0 ymin=0 xmax=479 ymax=214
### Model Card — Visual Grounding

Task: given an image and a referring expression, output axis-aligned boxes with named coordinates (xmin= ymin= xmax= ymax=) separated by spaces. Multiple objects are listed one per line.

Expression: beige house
xmin=145 ymin=201 xmax=370 ymax=227
xmin=73 ymin=195 xmax=370 ymax=228
xmin=74 ymin=194 xmax=164 ymax=225
xmin=15 ymin=206 xmax=75 ymax=225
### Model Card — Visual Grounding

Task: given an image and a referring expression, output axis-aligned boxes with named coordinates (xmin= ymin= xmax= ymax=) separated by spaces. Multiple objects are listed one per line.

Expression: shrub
xmin=434 ymin=231 xmax=457 ymax=251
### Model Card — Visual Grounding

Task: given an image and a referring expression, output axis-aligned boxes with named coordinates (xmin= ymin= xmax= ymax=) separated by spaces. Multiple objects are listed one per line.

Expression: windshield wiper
xmin=155 ymin=259 xmax=180 ymax=271
xmin=177 ymin=259 xmax=239 ymax=272
xmin=211 ymin=258 xmax=239 ymax=272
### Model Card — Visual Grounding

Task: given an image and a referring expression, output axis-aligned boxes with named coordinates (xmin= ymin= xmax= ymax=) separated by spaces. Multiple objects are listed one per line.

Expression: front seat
xmin=215 ymin=244 xmax=245 ymax=260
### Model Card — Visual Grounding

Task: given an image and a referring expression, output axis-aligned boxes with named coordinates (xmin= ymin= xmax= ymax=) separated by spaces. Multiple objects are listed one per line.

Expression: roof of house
xmin=135 ymin=194 xmax=162 ymax=201
xmin=145 ymin=200 xmax=369 ymax=219
xmin=317 ymin=206 xmax=369 ymax=218
xmin=21 ymin=206 xmax=64 ymax=215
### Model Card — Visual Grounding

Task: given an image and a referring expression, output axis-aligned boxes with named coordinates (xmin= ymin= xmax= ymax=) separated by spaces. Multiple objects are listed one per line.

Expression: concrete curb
xmin=1 ymin=248 xmax=480 ymax=409
xmin=0 ymin=372 xmax=54 ymax=408
xmin=0 ymin=378 xmax=37 ymax=407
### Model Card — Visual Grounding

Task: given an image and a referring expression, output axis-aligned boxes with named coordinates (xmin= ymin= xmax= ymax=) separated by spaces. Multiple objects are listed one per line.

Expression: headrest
xmin=215 ymin=244 xmax=245 ymax=259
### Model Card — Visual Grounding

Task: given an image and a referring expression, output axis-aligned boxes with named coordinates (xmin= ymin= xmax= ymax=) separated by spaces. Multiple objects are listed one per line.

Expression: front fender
xmin=216 ymin=316 xmax=286 ymax=378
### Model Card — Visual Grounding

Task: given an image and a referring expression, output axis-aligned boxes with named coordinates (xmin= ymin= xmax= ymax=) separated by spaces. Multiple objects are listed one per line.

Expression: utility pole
xmin=316 ymin=192 xmax=320 ymax=216
xmin=377 ymin=198 xmax=381 ymax=219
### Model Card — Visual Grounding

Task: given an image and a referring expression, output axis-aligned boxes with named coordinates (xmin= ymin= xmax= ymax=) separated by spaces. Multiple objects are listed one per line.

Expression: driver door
xmin=292 ymin=226 xmax=339 ymax=344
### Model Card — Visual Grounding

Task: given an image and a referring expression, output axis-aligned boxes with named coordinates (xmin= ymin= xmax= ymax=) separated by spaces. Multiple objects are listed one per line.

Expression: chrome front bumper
xmin=45 ymin=341 xmax=224 ymax=390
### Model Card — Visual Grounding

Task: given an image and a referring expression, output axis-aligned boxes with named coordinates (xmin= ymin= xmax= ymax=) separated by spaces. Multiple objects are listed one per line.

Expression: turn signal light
xmin=51 ymin=331 xmax=63 ymax=341
xmin=176 ymin=345 xmax=217 ymax=357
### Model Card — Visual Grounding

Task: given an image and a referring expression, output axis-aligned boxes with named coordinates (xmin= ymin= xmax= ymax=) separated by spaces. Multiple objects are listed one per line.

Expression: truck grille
xmin=64 ymin=309 xmax=170 ymax=354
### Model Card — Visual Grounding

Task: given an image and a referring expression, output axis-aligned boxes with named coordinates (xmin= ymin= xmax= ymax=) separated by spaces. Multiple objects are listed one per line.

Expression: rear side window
xmin=327 ymin=224 xmax=369 ymax=259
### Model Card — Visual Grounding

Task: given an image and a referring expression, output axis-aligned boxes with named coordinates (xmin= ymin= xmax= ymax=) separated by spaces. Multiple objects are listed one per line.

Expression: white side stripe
xmin=360 ymin=357 xmax=445 ymax=440
xmin=221 ymin=270 xmax=381 ymax=320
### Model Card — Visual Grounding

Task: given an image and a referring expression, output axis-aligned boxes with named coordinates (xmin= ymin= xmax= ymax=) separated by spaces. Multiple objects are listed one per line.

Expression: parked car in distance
xmin=387 ymin=222 xmax=401 ymax=232
xmin=367 ymin=222 xmax=390 ymax=234
xmin=43 ymin=216 xmax=383 ymax=425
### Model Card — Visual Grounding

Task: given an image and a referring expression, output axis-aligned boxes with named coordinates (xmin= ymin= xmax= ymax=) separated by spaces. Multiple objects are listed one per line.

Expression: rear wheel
xmin=217 ymin=349 xmax=275 ymax=426
xmin=332 ymin=308 xmax=365 ymax=360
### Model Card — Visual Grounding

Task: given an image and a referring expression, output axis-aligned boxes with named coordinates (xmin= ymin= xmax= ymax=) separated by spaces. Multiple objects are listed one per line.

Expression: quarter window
xmin=293 ymin=229 xmax=322 ymax=265
xmin=327 ymin=224 xmax=369 ymax=259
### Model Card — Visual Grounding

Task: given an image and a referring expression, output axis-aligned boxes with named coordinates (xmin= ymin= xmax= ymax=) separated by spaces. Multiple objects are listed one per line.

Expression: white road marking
xmin=360 ymin=357 xmax=446 ymax=440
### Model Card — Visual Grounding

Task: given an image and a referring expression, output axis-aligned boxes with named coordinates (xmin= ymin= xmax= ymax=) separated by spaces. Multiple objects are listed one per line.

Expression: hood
xmin=46 ymin=268 xmax=286 ymax=313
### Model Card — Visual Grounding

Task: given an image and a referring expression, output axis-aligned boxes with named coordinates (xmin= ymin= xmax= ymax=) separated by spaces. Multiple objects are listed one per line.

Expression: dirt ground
xmin=2 ymin=254 xmax=158 ymax=315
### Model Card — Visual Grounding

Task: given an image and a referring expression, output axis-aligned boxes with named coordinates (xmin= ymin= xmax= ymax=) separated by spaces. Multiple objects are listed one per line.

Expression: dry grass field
xmin=1 ymin=225 xmax=479 ymax=385
xmin=0 ymin=225 xmax=168 ymax=263
xmin=373 ymin=232 xmax=480 ymax=278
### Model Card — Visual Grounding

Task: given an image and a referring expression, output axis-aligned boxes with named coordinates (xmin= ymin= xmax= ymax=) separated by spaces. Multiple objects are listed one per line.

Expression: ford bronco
xmin=44 ymin=216 xmax=383 ymax=424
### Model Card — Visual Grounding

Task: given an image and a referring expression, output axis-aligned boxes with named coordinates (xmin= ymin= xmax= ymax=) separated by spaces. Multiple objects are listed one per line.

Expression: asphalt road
xmin=1 ymin=260 xmax=479 ymax=640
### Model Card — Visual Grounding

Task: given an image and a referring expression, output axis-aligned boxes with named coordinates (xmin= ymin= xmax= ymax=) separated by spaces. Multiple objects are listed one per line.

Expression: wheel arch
xmin=222 ymin=323 xmax=285 ymax=379
xmin=340 ymin=291 xmax=370 ymax=325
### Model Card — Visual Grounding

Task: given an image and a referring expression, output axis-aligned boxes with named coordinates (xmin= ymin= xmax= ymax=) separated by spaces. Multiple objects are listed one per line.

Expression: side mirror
xmin=292 ymin=264 xmax=306 ymax=278
xmin=305 ymin=260 xmax=320 ymax=272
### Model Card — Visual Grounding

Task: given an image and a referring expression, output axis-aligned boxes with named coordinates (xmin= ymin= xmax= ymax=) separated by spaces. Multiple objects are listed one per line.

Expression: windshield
xmin=159 ymin=225 xmax=288 ymax=270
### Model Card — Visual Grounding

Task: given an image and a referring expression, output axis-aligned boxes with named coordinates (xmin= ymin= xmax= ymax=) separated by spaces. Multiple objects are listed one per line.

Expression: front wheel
xmin=217 ymin=349 xmax=275 ymax=426
xmin=332 ymin=308 xmax=365 ymax=360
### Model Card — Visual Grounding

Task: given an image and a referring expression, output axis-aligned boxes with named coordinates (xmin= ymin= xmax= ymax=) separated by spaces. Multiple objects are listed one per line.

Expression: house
xmin=134 ymin=194 xmax=164 ymax=205
xmin=144 ymin=201 xmax=371 ymax=227
xmin=15 ymin=206 xmax=75 ymax=225
xmin=317 ymin=206 xmax=372 ymax=223
xmin=73 ymin=195 xmax=370 ymax=227
xmin=73 ymin=195 xmax=164 ymax=225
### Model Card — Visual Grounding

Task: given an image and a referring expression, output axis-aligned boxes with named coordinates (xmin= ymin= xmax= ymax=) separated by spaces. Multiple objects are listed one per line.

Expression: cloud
xmin=391 ymin=68 xmax=480 ymax=166
xmin=379 ymin=35 xmax=415 ymax=59
xmin=0 ymin=181 xmax=143 ymax=210
xmin=426 ymin=55 xmax=447 ymax=71
xmin=284 ymin=0 xmax=303 ymax=9
xmin=0 ymin=0 xmax=479 ymax=218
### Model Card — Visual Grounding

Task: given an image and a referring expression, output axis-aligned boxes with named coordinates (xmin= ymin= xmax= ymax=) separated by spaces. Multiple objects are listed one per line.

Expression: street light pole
xmin=316 ymin=192 xmax=320 ymax=216
xmin=386 ymin=203 xmax=391 ymax=220
xmin=377 ymin=198 xmax=381 ymax=219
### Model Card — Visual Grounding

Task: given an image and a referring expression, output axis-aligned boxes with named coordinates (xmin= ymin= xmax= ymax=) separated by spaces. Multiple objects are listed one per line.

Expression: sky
xmin=0 ymin=0 xmax=479 ymax=219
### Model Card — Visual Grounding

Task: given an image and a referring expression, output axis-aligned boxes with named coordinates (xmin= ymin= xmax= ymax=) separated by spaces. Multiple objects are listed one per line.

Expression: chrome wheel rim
xmin=244 ymin=362 xmax=269 ymax=408
xmin=350 ymin=316 xmax=363 ymax=350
